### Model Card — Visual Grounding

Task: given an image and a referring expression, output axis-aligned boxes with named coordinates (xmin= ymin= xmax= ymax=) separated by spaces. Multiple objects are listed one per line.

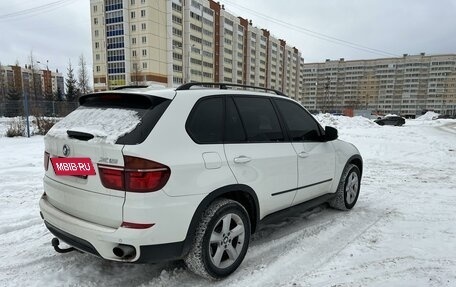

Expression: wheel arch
xmin=182 ymin=184 xmax=260 ymax=257
xmin=348 ymin=154 xmax=363 ymax=177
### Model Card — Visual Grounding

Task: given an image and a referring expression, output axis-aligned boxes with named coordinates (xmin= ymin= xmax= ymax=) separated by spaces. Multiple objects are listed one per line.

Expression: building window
xmin=93 ymin=5 xmax=97 ymax=12
xmin=142 ymin=62 xmax=147 ymax=69
xmin=132 ymin=37 xmax=136 ymax=44
xmin=94 ymin=30 xmax=99 ymax=37
xmin=94 ymin=17 xmax=98 ymax=25
xmin=141 ymin=0 xmax=145 ymax=3
xmin=131 ymin=0 xmax=135 ymax=4
xmin=173 ymin=53 xmax=183 ymax=60
xmin=96 ymin=54 xmax=100 ymax=60
xmin=142 ymin=49 xmax=147 ymax=56
xmin=95 ymin=42 xmax=99 ymax=49
xmin=173 ymin=76 xmax=183 ymax=84
xmin=132 ymin=50 xmax=137 ymax=57
xmin=172 ymin=15 xmax=182 ymax=24
xmin=172 ymin=3 xmax=182 ymax=12
xmin=141 ymin=10 xmax=146 ymax=17
xmin=173 ymin=27 xmax=182 ymax=36
xmin=142 ymin=36 xmax=146 ymax=43
xmin=141 ymin=23 xmax=146 ymax=30
xmin=132 ymin=24 xmax=136 ymax=31
xmin=96 ymin=66 xmax=100 ymax=72
xmin=131 ymin=11 xmax=135 ymax=18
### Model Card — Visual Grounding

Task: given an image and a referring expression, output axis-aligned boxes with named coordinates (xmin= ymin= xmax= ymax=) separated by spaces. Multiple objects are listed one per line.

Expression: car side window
xmin=186 ymin=97 xmax=224 ymax=144
xmin=225 ymin=97 xmax=247 ymax=143
xmin=234 ymin=96 xmax=285 ymax=142
xmin=275 ymin=99 xmax=322 ymax=142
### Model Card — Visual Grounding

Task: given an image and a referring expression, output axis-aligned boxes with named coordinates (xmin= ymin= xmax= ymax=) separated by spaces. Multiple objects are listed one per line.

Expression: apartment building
xmin=302 ymin=53 xmax=456 ymax=116
xmin=90 ymin=0 xmax=303 ymax=101
xmin=0 ymin=64 xmax=64 ymax=102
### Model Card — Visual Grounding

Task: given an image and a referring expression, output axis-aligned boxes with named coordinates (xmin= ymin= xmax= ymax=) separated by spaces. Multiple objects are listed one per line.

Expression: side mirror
xmin=324 ymin=126 xmax=338 ymax=141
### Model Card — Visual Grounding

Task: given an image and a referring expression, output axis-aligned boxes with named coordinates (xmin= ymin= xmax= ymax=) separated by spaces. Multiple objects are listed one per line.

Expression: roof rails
xmin=113 ymin=84 xmax=169 ymax=90
xmin=175 ymin=82 xmax=287 ymax=96
xmin=113 ymin=85 xmax=149 ymax=90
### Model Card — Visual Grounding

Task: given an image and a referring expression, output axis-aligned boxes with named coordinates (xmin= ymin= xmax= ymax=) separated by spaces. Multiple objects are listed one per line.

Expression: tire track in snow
xmin=0 ymin=217 xmax=42 ymax=235
xmin=222 ymin=208 xmax=393 ymax=287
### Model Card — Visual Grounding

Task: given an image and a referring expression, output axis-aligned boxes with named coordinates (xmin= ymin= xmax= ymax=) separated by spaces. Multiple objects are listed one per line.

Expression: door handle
xmin=234 ymin=156 xmax=251 ymax=164
xmin=298 ymin=151 xmax=309 ymax=158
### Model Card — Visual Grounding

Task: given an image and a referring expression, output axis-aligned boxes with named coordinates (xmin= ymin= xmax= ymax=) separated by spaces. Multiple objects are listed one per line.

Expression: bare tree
xmin=77 ymin=54 xmax=91 ymax=95
xmin=29 ymin=51 xmax=42 ymax=101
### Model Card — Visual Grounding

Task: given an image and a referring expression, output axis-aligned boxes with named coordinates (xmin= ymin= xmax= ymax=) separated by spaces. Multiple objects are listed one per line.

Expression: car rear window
xmin=47 ymin=93 xmax=171 ymax=145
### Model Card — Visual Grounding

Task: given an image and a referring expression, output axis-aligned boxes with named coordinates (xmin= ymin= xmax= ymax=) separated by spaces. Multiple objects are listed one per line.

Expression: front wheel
xmin=329 ymin=164 xmax=361 ymax=210
xmin=184 ymin=199 xmax=251 ymax=279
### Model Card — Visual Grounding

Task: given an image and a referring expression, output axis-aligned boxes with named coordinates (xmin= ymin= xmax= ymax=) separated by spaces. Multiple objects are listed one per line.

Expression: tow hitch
xmin=51 ymin=238 xmax=76 ymax=253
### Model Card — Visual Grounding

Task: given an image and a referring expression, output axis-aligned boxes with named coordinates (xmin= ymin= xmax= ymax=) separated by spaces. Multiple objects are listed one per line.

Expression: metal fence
xmin=1 ymin=99 xmax=79 ymax=137
xmin=0 ymin=100 xmax=79 ymax=118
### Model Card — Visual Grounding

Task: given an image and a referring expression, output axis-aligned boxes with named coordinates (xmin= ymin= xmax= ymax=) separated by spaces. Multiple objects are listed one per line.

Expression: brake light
xmin=44 ymin=152 xmax=50 ymax=171
xmin=98 ymin=156 xmax=170 ymax=192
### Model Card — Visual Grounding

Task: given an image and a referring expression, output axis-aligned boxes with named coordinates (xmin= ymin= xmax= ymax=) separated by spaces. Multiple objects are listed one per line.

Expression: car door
xmin=223 ymin=96 xmax=298 ymax=218
xmin=274 ymin=98 xmax=336 ymax=205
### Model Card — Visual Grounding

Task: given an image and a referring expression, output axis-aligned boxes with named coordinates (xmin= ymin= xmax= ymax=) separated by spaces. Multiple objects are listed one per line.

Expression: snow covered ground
xmin=1 ymin=115 xmax=455 ymax=287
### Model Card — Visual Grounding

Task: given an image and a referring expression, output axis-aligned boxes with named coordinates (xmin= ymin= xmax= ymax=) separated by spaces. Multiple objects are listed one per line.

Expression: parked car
xmin=40 ymin=83 xmax=362 ymax=279
xmin=436 ymin=114 xmax=454 ymax=119
xmin=374 ymin=116 xmax=405 ymax=126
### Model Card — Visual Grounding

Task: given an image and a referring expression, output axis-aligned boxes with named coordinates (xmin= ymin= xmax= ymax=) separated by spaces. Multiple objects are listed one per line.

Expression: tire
xmin=184 ymin=198 xmax=251 ymax=279
xmin=329 ymin=164 xmax=361 ymax=210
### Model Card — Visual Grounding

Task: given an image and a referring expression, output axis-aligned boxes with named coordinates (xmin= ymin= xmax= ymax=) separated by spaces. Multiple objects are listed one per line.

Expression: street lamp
xmin=37 ymin=60 xmax=49 ymax=70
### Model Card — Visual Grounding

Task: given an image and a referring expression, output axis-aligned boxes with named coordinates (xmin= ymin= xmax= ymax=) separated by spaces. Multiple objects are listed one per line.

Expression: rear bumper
xmin=44 ymin=220 xmax=185 ymax=263
xmin=45 ymin=221 xmax=100 ymax=257
xmin=39 ymin=194 xmax=187 ymax=263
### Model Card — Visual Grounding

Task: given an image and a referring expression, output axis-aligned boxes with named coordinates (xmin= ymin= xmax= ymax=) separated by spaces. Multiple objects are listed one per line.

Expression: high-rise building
xmin=302 ymin=54 xmax=456 ymax=116
xmin=0 ymin=64 xmax=64 ymax=102
xmin=90 ymin=0 xmax=303 ymax=101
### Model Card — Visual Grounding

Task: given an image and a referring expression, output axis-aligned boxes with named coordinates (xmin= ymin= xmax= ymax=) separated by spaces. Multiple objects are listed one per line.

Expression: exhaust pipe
xmin=113 ymin=244 xmax=136 ymax=259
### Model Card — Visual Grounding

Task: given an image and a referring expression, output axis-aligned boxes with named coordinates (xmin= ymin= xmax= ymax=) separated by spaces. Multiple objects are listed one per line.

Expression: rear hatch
xmin=44 ymin=91 xmax=172 ymax=228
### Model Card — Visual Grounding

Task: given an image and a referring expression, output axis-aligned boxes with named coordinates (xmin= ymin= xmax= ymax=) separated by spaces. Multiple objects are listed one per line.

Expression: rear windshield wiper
xmin=67 ymin=130 xmax=95 ymax=141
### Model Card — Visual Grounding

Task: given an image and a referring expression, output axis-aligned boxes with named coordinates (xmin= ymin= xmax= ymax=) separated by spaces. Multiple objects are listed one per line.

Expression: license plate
xmin=50 ymin=157 xmax=96 ymax=176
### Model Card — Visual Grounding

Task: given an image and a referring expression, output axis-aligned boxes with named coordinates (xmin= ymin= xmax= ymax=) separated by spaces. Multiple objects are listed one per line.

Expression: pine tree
xmin=6 ymin=83 xmax=21 ymax=101
xmin=65 ymin=60 xmax=79 ymax=102
xmin=44 ymin=88 xmax=54 ymax=101
xmin=54 ymin=86 xmax=64 ymax=101
xmin=0 ymin=62 xmax=6 ymax=101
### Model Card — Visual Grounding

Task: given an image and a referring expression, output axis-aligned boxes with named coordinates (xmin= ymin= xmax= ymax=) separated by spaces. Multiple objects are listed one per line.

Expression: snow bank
xmin=416 ymin=111 xmax=439 ymax=121
xmin=47 ymin=107 xmax=141 ymax=144
xmin=314 ymin=113 xmax=379 ymax=129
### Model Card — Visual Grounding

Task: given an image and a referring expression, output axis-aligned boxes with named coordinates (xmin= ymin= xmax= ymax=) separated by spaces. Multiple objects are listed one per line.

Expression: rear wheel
xmin=329 ymin=164 xmax=361 ymax=210
xmin=184 ymin=198 xmax=251 ymax=279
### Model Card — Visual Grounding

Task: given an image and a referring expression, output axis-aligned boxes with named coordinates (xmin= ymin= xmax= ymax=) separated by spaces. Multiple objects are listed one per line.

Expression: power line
xmin=0 ymin=0 xmax=75 ymax=21
xmin=222 ymin=0 xmax=400 ymax=58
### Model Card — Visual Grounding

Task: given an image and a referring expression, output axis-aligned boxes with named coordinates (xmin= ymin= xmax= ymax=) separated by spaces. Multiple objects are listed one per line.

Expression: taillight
xmin=44 ymin=152 xmax=50 ymax=171
xmin=98 ymin=167 xmax=124 ymax=190
xmin=98 ymin=156 xmax=170 ymax=193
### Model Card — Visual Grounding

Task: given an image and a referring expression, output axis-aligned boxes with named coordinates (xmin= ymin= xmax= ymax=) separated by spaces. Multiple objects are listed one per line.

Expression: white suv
xmin=40 ymin=83 xmax=362 ymax=279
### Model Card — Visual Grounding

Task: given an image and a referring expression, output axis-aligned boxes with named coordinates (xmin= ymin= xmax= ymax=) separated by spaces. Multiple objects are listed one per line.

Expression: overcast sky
xmin=1 ymin=0 xmax=456 ymax=80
